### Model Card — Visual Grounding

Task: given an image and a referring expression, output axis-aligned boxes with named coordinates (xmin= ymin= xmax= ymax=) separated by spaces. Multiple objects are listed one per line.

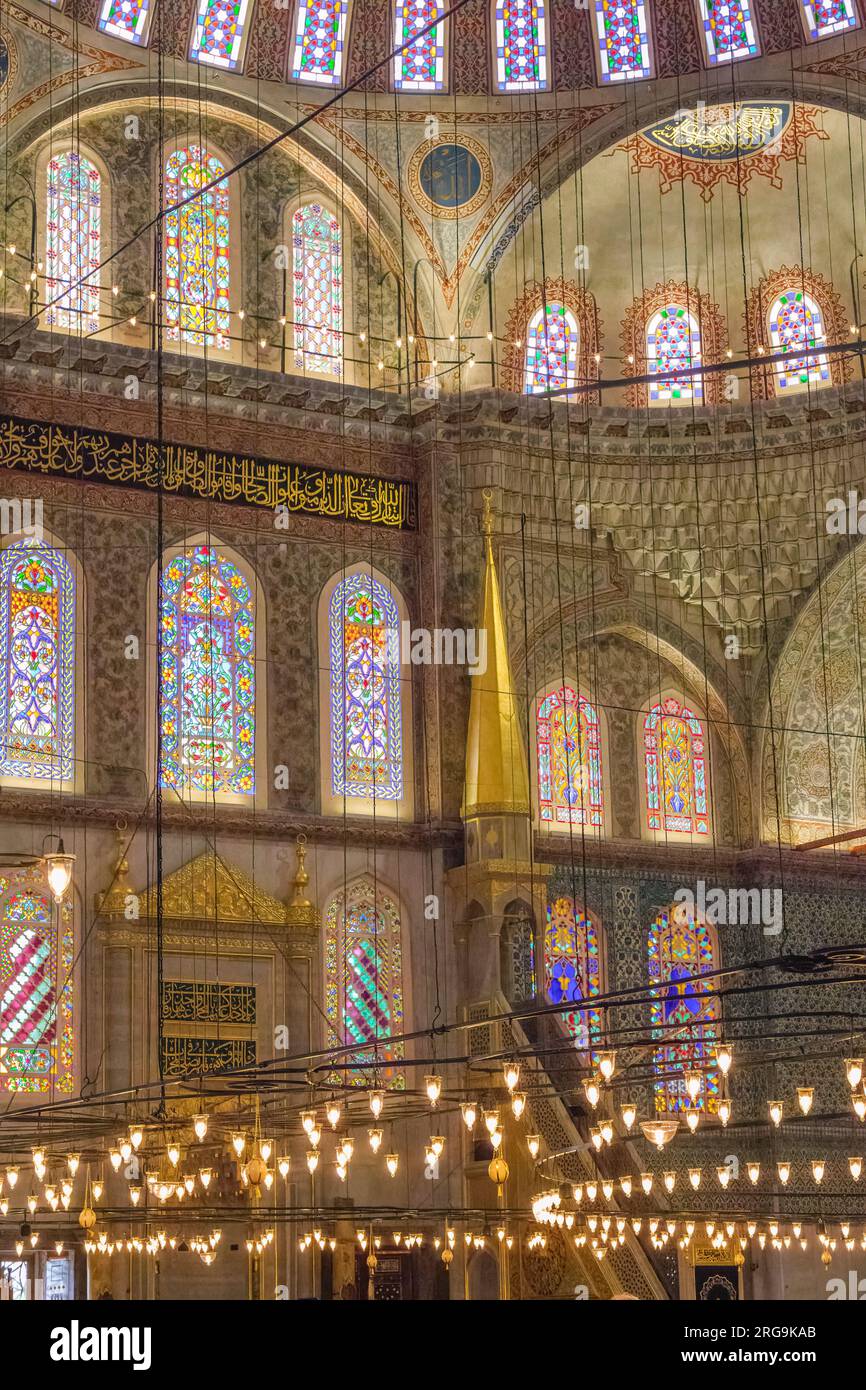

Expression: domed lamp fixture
xmin=640 ymin=1119 xmax=678 ymax=1150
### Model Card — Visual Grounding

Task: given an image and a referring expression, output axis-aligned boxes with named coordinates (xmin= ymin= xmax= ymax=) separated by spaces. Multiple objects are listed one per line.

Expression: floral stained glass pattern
xmin=647 ymin=304 xmax=703 ymax=402
xmin=165 ymin=147 xmax=230 ymax=350
xmin=45 ymin=152 xmax=101 ymax=335
xmin=292 ymin=204 xmax=343 ymax=376
xmin=536 ymin=686 xmax=603 ymax=827
xmin=97 ymin=0 xmax=154 ymax=44
xmin=696 ymin=1 xmax=759 ymax=64
xmin=768 ymin=290 xmax=830 ymax=390
xmin=0 ymin=540 xmax=75 ymax=783
xmin=644 ymin=697 xmax=710 ymax=836
xmin=802 ymin=0 xmax=858 ymax=40
xmin=649 ymin=905 xmax=720 ymax=1113
xmin=159 ymin=546 xmax=255 ymax=797
xmin=393 ymin=1 xmax=447 ymax=91
xmin=290 ymin=0 xmax=351 ymax=84
xmin=190 ymin=0 xmax=251 ymax=70
xmin=325 ymin=879 xmax=404 ymax=1087
xmin=0 ymin=867 xmax=73 ymax=1094
xmin=593 ymin=0 xmax=652 ymax=82
xmin=494 ymin=1 xmax=549 ymax=91
xmin=329 ymin=573 xmax=402 ymax=801
xmin=544 ymin=898 xmax=601 ymax=1051
xmin=524 ymin=304 xmax=579 ymax=393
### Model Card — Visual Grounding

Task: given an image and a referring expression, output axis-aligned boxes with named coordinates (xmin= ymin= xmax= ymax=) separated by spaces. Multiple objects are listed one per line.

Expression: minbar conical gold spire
xmin=462 ymin=490 xmax=530 ymax=821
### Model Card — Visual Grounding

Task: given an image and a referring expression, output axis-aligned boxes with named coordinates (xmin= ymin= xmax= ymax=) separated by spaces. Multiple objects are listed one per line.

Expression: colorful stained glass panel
xmin=593 ymin=0 xmax=652 ymax=82
xmin=329 ymin=573 xmax=402 ymax=801
xmin=802 ymin=0 xmax=858 ymax=39
xmin=164 ymin=146 xmax=231 ymax=350
xmin=158 ymin=545 xmax=255 ymax=797
xmin=648 ymin=906 xmax=720 ymax=1113
xmin=393 ymin=1 xmax=447 ymax=91
xmin=647 ymin=304 xmax=703 ymax=402
xmin=97 ymin=0 xmax=154 ymax=44
xmin=494 ymin=1 xmax=549 ymax=91
xmin=292 ymin=204 xmax=343 ymax=377
xmin=524 ymin=304 xmax=579 ymax=393
xmin=45 ymin=152 xmax=101 ymax=336
xmin=190 ymin=0 xmax=251 ymax=70
xmin=768 ymin=290 xmax=830 ymax=390
xmin=544 ymin=897 xmax=601 ymax=1052
xmin=325 ymin=879 xmax=404 ymax=1087
xmin=0 ymin=867 xmax=73 ymax=1094
xmin=0 ymin=539 xmax=75 ymax=783
xmin=644 ymin=697 xmax=710 ymax=836
xmin=536 ymin=686 xmax=603 ymax=826
xmin=696 ymin=0 xmax=759 ymax=64
xmin=290 ymin=0 xmax=351 ymax=84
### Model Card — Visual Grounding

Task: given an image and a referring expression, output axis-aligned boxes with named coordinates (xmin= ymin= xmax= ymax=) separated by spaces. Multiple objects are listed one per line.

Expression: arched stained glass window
xmin=801 ymin=0 xmax=858 ymax=40
xmin=536 ymin=686 xmax=603 ymax=827
xmin=158 ymin=545 xmax=255 ymax=797
xmin=647 ymin=304 xmax=703 ymax=402
xmin=325 ymin=878 xmax=404 ymax=1088
xmin=494 ymin=0 xmax=549 ymax=91
xmin=649 ymin=905 xmax=720 ymax=1113
xmin=524 ymin=304 xmax=579 ymax=394
xmin=98 ymin=0 xmax=154 ymax=44
xmin=644 ymin=697 xmax=710 ymax=837
xmin=544 ymin=897 xmax=601 ymax=1051
xmin=0 ymin=865 xmax=73 ymax=1094
xmin=164 ymin=147 xmax=230 ymax=351
xmin=501 ymin=904 xmax=537 ymax=1005
xmin=696 ymin=0 xmax=759 ymax=64
xmin=290 ymin=0 xmax=351 ymax=84
xmin=0 ymin=539 xmax=75 ymax=784
xmin=593 ymin=0 xmax=652 ymax=82
xmin=768 ymin=289 xmax=830 ymax=391
xmin=329 ymin=573 xmax=402 ymax=802
xmin=190 ymin=0 xmax=251 ymax=70
xmin=292 ymin=204 xmax=343 ymax=377
xmin=393 ymin=0 xmax=447 ymax=91
xmin=45 ymin=151 xmax=101 ymax=335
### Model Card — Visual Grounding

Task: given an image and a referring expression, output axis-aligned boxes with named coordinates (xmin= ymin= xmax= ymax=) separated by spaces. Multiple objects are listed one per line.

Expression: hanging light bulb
xmin=45 ymin=840 xmax=75 ymax=903
xmin=620 ymin=1100 xmax=636 ymax=1131
xmin=231 ymin=1132 xmax=246 ymax=1157
xmin=0 ymin=1199 xmax=8 ymax=1216
xmin=583 ymin=1076 xmax=601 ymax=1109
xmin=430 ymin=1135 xmax=445 ymax=1157
xmin=715 ymin=1044 xmax=732 ymax=1076
xmin=597 ymin=1050 xmax=616 ymax=1082
xmin=853 ymin=1094 xmax=866 ymax=1121
xmin=717 ymin=1166 xmax=731 ymax=1190
xmin=460 ymin=1101 xmax=477 ymax=1131
xmin=685 ymin=1072 xmax=702 ymax=1103
xmin=193 ymin=1115 xmax=208 ymax=1142
xmin=130 ymin=1126 xmax=144 ymax=1151
xmin=339 ymin=1137 xmax=355 ymax=1164
xmin=92 ymin=1179 xmax=104 ymax=1202
xmin=768 ymin=1099 xmax=783 ymax=1127
xmin=425 ymin=1075 xmax=442 ymax=1106
xmin=797 ymin=1086 xmax=814 ymax=1116
xmin=167 ymin=1141 xmax=180 ymax=1167
xmin=326 ymin=1098 xmax=342 ymax=1129
xmin=129 ymin=1186 xmax=142 ymax=1206
xmin=849 ymin=1156 xmax=863 ymax=1180
xmin=27 ymin=1193 xmax=37 ymax=1214
xmin=747 ymin=1161 xmax=761 ymax=1185
xmin=6 ymin=1167 xmax=18 ymax=1190
xmin=811 ymin=1158 xmax=826 ymax=1184
xmin=32 ymin=1145 xmax=45 ymax=1169
xmin=777 ymin=1161 xmax=791 ymax=1185
xmin=689 ymin=1168 xmax=702 ymax=1190
xmin=367 ymin=1127 xmax=383 ymax=1154
xmin=119 ymin=1136 xmax=133 ymax=1163
xmin=511 ymin=1092 xmax=526 ymax=1120
xmin=369 ymin=1090 xmax=385 ymax=1120
xmin=503 ymin=1061 xmax=520 ymax=1092
xmin=684 ymin=1108 xmax=700 ymax=1133
xmin=259 ymin=1138 xmax=273 ymax=1164
xmin=641 ymin=1172 xmax=653 ymax=1195
xmin=66 ymin=1154 xmax=80 ymax=1177
xmin=620 ymin=1175 xmax=632 ymax=1198
xmin=484 ymin=1108 xmax=499 ymax=1136
xmin=300 ymin=1112 xmax=315 ymax=1137
xmin=527 ymin=1134 xmax=540 ymax=1160
xmin=663 ymin=1171 xmax=676 ymax=1194
xmin=846 ymin=1058 xmax=864 ymax=1089
xmin=306 ymin=1150 xmax=319 ymax=1175
xmin=386 ymin=1153 xmax=399 ymax=1177
xmin=200 ymin=1167 xmax=214 ymax=1189
xmin=109 ymin=1148 xmax=122 ymax=1173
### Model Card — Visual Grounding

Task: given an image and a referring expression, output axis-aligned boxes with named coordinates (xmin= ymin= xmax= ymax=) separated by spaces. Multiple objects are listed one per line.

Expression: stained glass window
xmin=802 ymin=0 xmax=858 ymax=40
xmin=647 ymin=304 xmax=703 ymax=402
xmin=696 ymin=1 xmax=759 ymax=63
xmin=644 ymin=697 xmax=710 ymax=836
xmin=501 ymin=905 xmax=537 ymax=1004
xmin=97 ymin=0 xmax=154 ymax=45
xmin=494 ymin=1 xmax=549 ymax=91
xmin=190 ymin=0 xmax=251 ymax=70
xmin=649 ymin=905 xmax=720 ymax=1113
xmin=0 ymin=865 xmax=73 ymax=1094
xmin=536 ymin=686 xmax=603 ymax=827
xmin=329 ymin=573 xmax=402 ymax=802
xmin=325 ymin=878 xmax=404 ymax=1088
xmin=0 ymin=539 xmax=75 ymax=784
xmin=593 ymin=0 xmax=652 ymax=82
xmin=164 ymin=146 xmax=231 ymax=351
xmin=393 ymin=1 xmax=447 ymax=91
xmin=45 ymin=152 xmax=101 ymax=336
xmin=158 ymin=545 xmax=255 ymax=797
xmin=524 ymin=304 xmax=579 ymax=394
xmin=768 ymin=289 xmax=830 ymax=390
xmin=292 ymin=204 xmax=343 ymax=377
xmin=544 ymin=897 xmax=601 ymax=1052
xmin=290 ymin=0 xmax=351 ymax=84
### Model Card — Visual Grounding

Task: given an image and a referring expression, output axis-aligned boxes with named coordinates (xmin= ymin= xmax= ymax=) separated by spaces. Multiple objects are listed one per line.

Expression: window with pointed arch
xmin=536 ymin=685 xmax=603 ymax=829
xmin=164 ymin=146 xmax=231 ymax=351
xmin=643 ymin=696 xmax=711 ymax=838
xmin=695 ymin=0 xmax=759 ymax=64
xmin=493 ymin=0 xmax=549 ymax=91
xmin=768 ymin=288 xmax=830 ymax=392
xmin=544 ymin=897 xmax=602 ymax=1052
xmin=190 ymin=0 xmax=252 ymax=70
xmin=325 ymin=878 xmax=404 ymax=1088
xmin=290 ymin=0 xmax=351 ymax=84
xmin=45 ymin=151 xmax=102 ymax=336
xmin=327 ymin=571 xmax=403 ymax=806
xmin=593 ymin=0 xmax=652 ymax=82
xmin=800 ymin=0 xmax=858 ymax=41
xmin=500 ymin=902 xmax=537 ymax=1005
xmin=647 ymin=304 xmax=703 ymax=403
xmin=158 ymin=545 xmax=256 ymax=798
xmin=524 ymin=304 xmax=579 ymax=394
xmin=648 ymin=904 xmax=721 ymax=1113
xmin=0 ymin=864 xmax=74 ymax=1094
xmin=393 ymin=1 xmax=447 ymax=91
xmin=292 ymin=204 xmax=343 ymax=377
xmin=0 ymin=538 xmax=76 ymax=785
xmin=98 ymin=0 xmax=155 ymax=44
